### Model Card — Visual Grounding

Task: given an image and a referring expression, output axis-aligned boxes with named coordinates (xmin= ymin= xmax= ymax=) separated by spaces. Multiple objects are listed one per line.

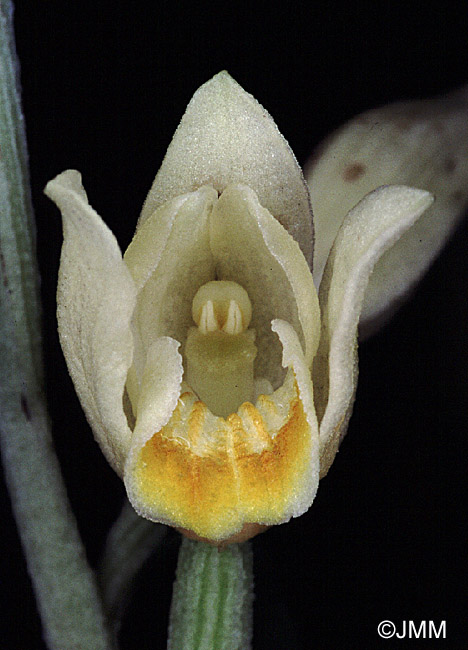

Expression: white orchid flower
xmin=45 ymin=72 xmax=466 ymax=544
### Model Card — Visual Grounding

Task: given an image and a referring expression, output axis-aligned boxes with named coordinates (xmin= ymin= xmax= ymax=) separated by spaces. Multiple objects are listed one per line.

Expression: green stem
xmin=168 ymin=538 xmax=253 ymax=650
xmin=0 ymin=3 xmax=113 ymax=648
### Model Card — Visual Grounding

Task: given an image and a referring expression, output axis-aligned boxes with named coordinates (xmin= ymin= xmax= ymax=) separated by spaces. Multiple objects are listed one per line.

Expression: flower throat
xmin=184 ymin=281 xmax=257 ymax=417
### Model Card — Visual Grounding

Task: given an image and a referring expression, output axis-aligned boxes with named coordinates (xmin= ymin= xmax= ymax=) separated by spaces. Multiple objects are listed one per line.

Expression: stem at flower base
xmin=168 ymin=538 xmax=253 ymax=650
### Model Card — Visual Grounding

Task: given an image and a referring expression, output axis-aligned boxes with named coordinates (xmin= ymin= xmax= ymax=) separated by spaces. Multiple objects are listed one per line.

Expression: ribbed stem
xmin=168 ymin=538 xmax=253 ymax=650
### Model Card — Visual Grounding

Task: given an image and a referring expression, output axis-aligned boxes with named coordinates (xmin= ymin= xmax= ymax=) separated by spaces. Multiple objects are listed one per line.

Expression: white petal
xmin=306 ymin=86 xmax=468 ymax=336
xmin=140 ymin=71 xmax=314 ymax=266
xmin=271 ymin=318 xmax=320 ymax=517
xmin=45 ymin=170 xmax=136 ymax=475
xmin=124 ymin=192 xmax=205 ymax=292
xmin=210 ymin=184 xmax=320 ymax=387
xmin=126 ymin=337 xmax=183 ymax=454
xmin=314 ymin=186 xmax=433 ymax=477
xmin=125 ymin=186 xmax=217 ymax=371
xmin=124 ymin=336 xmax=183 ymax=523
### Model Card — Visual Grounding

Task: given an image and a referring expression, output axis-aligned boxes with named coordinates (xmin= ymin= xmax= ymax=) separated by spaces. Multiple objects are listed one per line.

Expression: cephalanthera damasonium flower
xmin=45 ymin=72 xmax=467 ymax=544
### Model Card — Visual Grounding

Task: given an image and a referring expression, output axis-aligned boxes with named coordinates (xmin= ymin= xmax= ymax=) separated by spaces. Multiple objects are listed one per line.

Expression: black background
xmin=1 ymin=2 xmax=467 ymax=648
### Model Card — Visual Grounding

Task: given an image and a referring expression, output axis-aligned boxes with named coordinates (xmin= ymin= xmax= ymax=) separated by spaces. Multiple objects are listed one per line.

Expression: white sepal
xmin=45 ymin=170 xmax=136 ymax=474
xmin=314 ymin=185 xmax=433 ymax=476
xmin=141 ymin=71 xmax=314 ymax=266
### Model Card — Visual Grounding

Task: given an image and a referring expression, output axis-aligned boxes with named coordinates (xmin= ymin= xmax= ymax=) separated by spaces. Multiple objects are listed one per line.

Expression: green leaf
xmin=0 ymin=3 xmax=113 ymax=648
xmin=306 ymin=86 xmax=468 ymax=337
xmin=99 ymin=500 xmax=167 ymax=638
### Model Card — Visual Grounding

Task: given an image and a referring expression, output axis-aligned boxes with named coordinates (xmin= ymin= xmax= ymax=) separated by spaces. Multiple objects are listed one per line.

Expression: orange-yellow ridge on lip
xmin=133 ymin=371 xmax=313 ymax=542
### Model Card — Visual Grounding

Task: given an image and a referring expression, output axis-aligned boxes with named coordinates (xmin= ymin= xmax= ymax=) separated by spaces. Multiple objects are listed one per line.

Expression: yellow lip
xmin=132 ymin=370 xmax=314 ymax=542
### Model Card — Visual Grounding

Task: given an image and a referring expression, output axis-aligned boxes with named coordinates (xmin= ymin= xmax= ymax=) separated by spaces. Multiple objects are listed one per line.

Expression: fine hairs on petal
xmin=315 ymin=185 xmax=433 ymax=476
xmin=45 ymin=170 xmax=137 ymax=474
xmin=140 ymin=71 xmax=314 ymax=266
